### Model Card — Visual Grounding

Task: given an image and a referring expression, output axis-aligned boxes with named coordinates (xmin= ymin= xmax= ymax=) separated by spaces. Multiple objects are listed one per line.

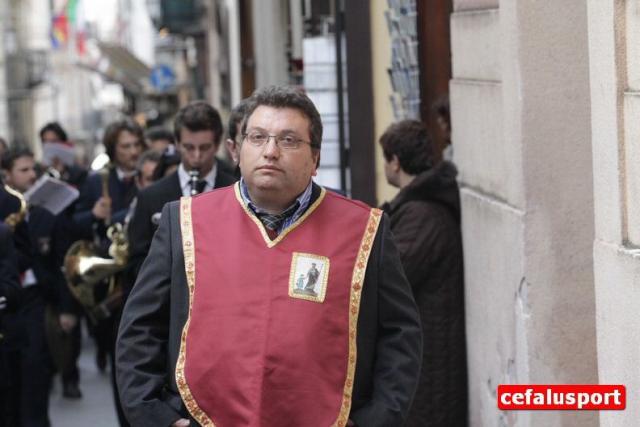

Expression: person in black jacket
xmin=0 ymin=221 xmax=21 ymax=426
xmin=380 ymin=120 xmax=468 ymax=427
xmin=39 ymin=121 xmax=86 ymax=399
xmin=117 ymin=86 xmax=422 ymax=427
xmin=2 ymin=147 xmax=77 ymax=427
xmin=39 ymin=122 xmax=88 ymax=189
xmin=126 ymin=101 xmax=236 ymax=293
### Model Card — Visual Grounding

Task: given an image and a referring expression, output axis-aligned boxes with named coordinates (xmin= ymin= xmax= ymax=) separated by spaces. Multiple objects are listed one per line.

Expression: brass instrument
xmin=63 ymin=164 xmax=129 ymax=322
xmin=188 ymin=169 xmax=200 ymax=196
xmin=3 ymin=184 xmax=27 ymax=230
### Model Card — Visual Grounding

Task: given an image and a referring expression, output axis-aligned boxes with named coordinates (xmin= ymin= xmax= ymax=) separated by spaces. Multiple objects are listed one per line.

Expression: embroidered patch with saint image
xmin=288 ymin=252 xmax=330 ymax=303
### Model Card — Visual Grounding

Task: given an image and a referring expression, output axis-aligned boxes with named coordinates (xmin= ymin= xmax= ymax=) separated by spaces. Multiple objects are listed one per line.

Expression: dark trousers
xmin=4 ymin=288 xmax=52 ymax=427
xmin=44 ymin=306 xmax=81 ymax=387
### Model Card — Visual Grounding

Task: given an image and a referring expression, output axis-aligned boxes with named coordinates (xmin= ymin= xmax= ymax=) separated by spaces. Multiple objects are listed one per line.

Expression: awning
xmin=79 ymin=42 xmax=152 ymax=94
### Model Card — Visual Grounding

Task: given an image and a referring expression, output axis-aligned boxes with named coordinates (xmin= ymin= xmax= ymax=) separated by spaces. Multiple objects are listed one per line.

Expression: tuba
xmin=63 ymin=165 xmax=129 ymax=322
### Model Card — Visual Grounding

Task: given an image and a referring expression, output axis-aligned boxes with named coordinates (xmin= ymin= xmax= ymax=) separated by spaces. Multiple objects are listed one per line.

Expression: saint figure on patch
xmin=304 ymin=263 xmax=321 ymax=295
xmin=289 ymin=253 xmax=330 ymax=303
xmin=294 ymin=263 xmax=322 ymax=297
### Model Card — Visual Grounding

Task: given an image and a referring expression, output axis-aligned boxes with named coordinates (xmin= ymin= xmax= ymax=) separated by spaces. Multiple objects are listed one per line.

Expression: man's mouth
xmin=257 ymin=165 xmax=282 ymax=172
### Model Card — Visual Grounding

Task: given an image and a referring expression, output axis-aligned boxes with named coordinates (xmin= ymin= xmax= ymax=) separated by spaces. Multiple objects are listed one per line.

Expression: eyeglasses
xmin=243 ymin=130 xmax=315 ymax=150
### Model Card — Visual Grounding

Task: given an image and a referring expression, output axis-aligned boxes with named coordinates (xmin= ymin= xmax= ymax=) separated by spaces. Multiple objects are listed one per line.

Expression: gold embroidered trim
xmin=175 ymin=197 xmax=216 ymax=426
xmin=332 ymin=208 xmax=383 ymax=427
xmin=288 ymin=252 xmax=330 ymax=303
xmin=233 ymin=182 xmax=326 ymax=248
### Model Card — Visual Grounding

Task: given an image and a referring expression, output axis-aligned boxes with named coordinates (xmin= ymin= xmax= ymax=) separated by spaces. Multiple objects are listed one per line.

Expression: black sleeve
xmin=350 ymin=215 xmax=423 ymax=427
xmin=116 ymin=203 xmax=182 ymax=427
xmin=53 ymin=213 xmax=81 ymax=314
xmin=73 ymin=174 xmax=100 ymax=240
xmin=127 ymin=192 xmax=154 ymax=280
xmin=0 ymin=223 xmax=21 ymax=311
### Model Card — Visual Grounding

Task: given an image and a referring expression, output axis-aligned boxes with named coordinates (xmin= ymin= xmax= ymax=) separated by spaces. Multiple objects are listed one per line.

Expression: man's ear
xmin=390 ymin=154 xmax=401 ymax=172
xmin=225 ymin=139 xmax=238 ymax=164
xmin=312 ymin=150 xmax=320 ymax=175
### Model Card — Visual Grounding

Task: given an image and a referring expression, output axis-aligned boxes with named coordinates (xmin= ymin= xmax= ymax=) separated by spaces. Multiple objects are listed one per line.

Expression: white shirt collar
xmin=116 ymin=167 xmax=136 ymax=181
xmin=178 ymin=162 xmax=217 ymax=197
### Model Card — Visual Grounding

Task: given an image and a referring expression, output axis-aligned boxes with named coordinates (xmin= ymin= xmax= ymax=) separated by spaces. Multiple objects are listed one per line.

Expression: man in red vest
xmin=116 ymin=86 xmax=422 ymax=427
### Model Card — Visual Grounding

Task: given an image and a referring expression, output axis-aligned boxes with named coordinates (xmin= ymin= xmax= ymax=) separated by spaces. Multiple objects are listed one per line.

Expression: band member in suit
xmin=72 ymin=119 xmax=145 ymax=413
xmin=0 ymin=221 xmax=21 ymax=426
xmin=73 ymin=118 xmax=144 ymax=242
xmin=39 ymin=122 xmax=88 ymax=189
xmin=117 ymin=86 xmax=422 ymax=427
xmin=2 ymin=147 xmax=75 ymax=427
xmin=126 ymin=101 xmax=236 ymax=292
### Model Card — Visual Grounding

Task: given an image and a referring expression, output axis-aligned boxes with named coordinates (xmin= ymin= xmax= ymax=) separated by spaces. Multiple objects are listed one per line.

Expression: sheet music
xmin=24 ymin=175 xmax=79 ymax=215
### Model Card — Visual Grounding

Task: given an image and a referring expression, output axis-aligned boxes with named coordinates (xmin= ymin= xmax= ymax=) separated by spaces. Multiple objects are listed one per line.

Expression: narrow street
xmin=49 ymin=332 xmax=118 ymax=427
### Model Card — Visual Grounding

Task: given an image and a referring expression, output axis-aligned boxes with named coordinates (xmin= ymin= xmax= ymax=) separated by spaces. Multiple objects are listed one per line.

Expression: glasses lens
xmin=277 ymin=135 xmax=299 ymax=150
xmin=248 ymin=131 xmax=267 ymax=146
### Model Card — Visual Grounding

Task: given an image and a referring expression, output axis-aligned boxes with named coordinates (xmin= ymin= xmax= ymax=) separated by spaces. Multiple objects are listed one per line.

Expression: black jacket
xmin=382 ymin=161 xmax=467 ymax=427
xmin=117 ymin=183 xmax=422 ymax=427
xmin=73 ymin=168 xmax=138 ymax=241
xmin=125 ymin=167 xmax=236 ymax=297
xmin=0 ymin=223 xmax=21 ymax=312
xmin=13 ymin=206 xmax=77 ymax=313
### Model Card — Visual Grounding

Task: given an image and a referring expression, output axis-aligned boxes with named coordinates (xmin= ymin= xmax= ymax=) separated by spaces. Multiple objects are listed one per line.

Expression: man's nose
xmin=262 ymin=137 xmax=280 ymax=158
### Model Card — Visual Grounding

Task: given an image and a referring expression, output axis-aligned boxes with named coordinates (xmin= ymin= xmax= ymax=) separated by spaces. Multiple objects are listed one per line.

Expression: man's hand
xmin=59 ymin=313 xmax=78 ymax=333
xmin=92 ymin=197 xmax=112 ymax=220
xmin=171 ymin=419 xmax=190 ymax=427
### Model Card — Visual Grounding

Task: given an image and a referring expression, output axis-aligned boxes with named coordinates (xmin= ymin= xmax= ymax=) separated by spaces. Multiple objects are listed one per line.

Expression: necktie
xmin=196 ymin=180 xmax=207 ymax=194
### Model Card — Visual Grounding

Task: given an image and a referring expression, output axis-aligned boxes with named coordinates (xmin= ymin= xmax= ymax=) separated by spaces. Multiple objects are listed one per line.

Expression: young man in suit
xmin=73 ymin=118 xmax=145 ymax=241
xmin=117 ymin=86 xmax=422 ymax=427
xmin=72 ymin=119 xmax=145 ymax=415
xmin=2 ymin=148 xmax=76 ymax=426
xmin=126 ymin=101 xmax=236 ymax=293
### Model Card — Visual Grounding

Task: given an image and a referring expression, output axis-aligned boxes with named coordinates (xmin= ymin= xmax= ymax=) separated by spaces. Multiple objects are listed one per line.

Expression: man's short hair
xmin=146 ymin=126 xmax=175 ymax=145
xmin=103 ymin=119 xmax=145 ymax=161
xmin=174 ymin=101 xmax=223 ymax=145
xmin=152 ymin=145 xmax=181 ymax=181
xmin=39 ymin=122 xmax=68 ymax=142
xmin=379 ymin=120 xmax=434 ymax=175
xmin=242 ymin=86 xmax=323 ymax=150
xmin=136 ymin=149 xmax=161 ymax=173
xmin=227 ymin=99 xmax=250 ymax=142
xmin=1 ymin=146 xmax=34 ymax=171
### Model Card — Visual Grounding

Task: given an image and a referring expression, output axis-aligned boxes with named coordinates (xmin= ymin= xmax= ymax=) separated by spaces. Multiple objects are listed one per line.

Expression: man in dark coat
xmin=0 ymin=221 xmax=21 ymax=426
xmin=126 ymin=101 xmax=237 ymax=291
xmin=117 ymin=86 xmax=422 ymax=427
xmin=73 ymin=119 xmax=145 ymax=424
xmin=380 ymin=119 xmax=467 ymax=427
xmin=2 ymin=147 xmax=77 ymax=427
xmin=74 ymin=118 xmax=144 ymax=241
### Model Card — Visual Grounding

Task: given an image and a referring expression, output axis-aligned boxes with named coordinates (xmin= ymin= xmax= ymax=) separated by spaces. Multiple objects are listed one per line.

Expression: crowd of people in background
xmin=0 ymin=90 xmax=467 ymax=427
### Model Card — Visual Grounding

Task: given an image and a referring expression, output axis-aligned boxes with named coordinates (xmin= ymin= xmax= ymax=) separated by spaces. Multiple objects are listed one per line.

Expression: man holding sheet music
xmin=1 ymin=147 xmax=78 ymax=427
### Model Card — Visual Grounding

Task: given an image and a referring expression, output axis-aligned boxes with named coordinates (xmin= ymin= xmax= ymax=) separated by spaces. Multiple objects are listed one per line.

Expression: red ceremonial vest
xmin=175 ymin=183 xmax=381 ymax=427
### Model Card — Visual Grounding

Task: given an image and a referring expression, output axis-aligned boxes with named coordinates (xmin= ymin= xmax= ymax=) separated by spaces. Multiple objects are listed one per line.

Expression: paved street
xmin=49 ymin=331 xmax=118 ymax=427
